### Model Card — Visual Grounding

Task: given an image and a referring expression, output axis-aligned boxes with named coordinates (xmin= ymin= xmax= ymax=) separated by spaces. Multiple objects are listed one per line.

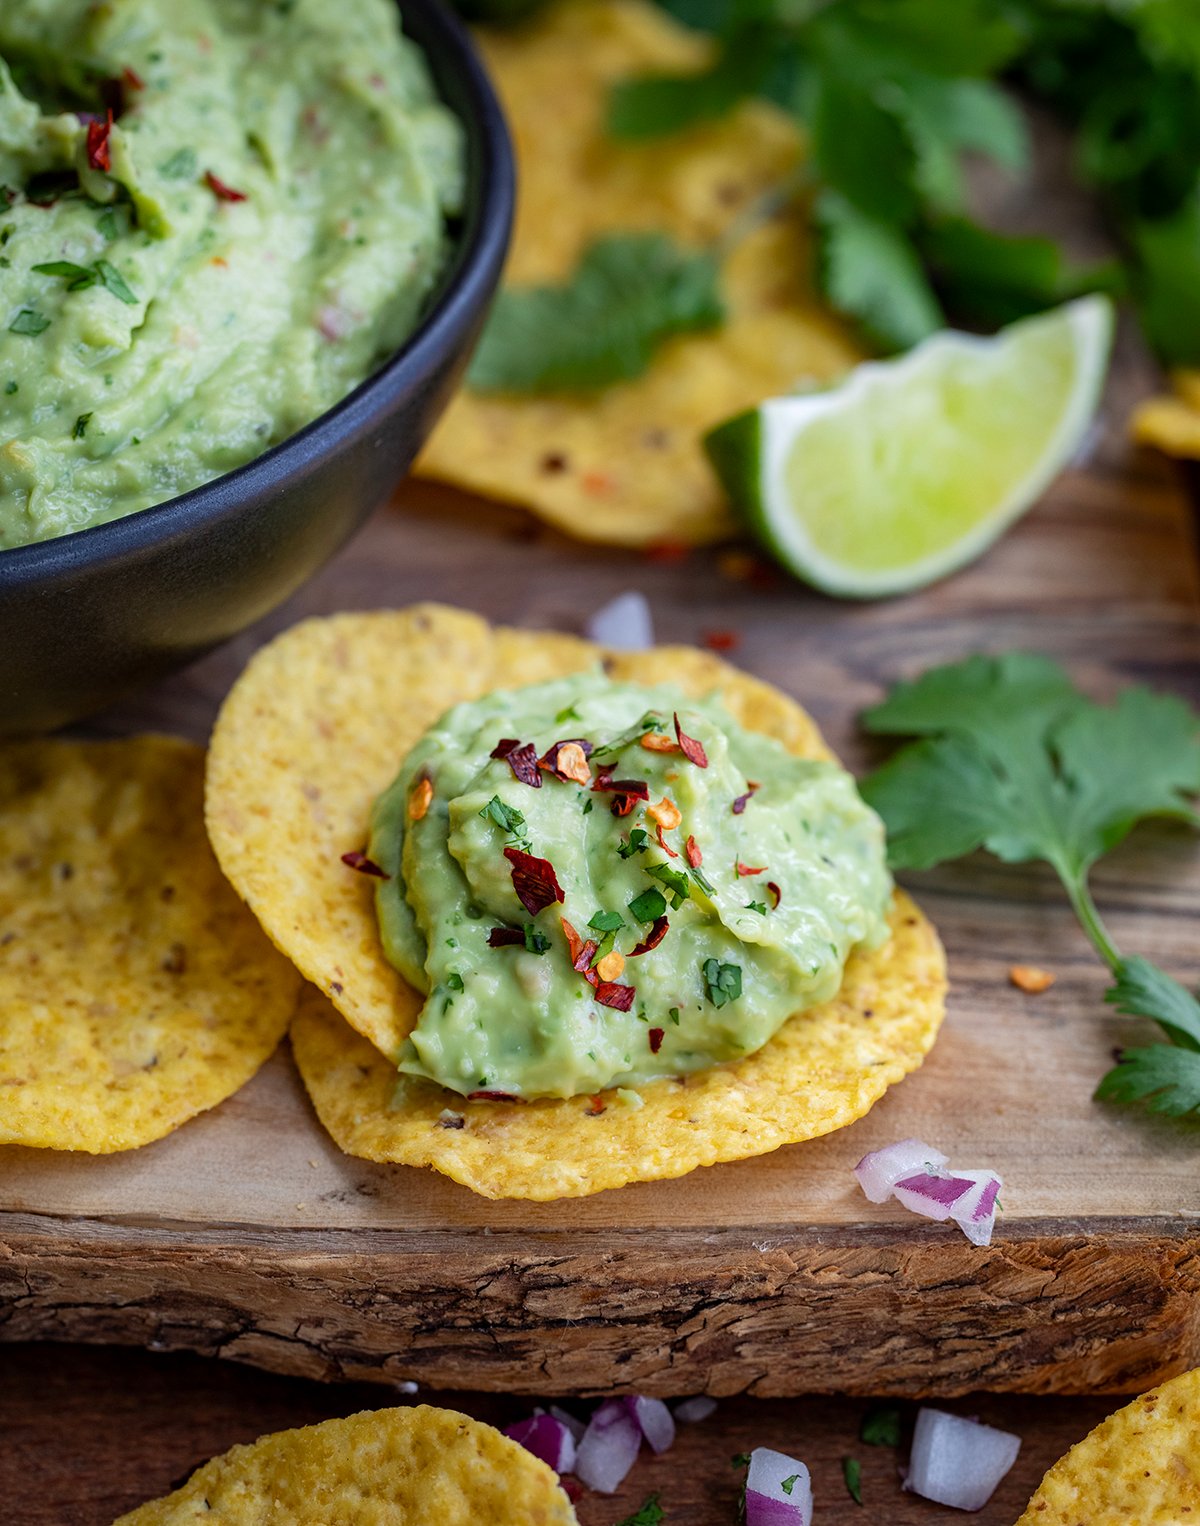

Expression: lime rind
xmin=706 ymin=295 xmax=1114 ymax=599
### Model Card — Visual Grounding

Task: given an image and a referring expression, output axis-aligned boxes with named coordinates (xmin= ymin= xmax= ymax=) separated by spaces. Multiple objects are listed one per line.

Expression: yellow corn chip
xmin=0 ymin=736 xmax=299 ymax=1153
xmin=112 ymin=1404 xmax=578 ymax=1525
xmin=1131 ymin=369 xmax=1200 ymax=458
xmin=206 ymin=604 xmax=945 ymax=1199
xmin=416 ymin=0 xmax=861 ymax=546
xmin=1015 ymin=1367 xmax=1200 ymax=1525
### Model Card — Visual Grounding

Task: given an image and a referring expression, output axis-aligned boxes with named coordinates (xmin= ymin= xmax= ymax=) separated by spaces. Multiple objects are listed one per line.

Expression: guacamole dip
xmin=0 ymin=0 xmax=463 ymax=548
xmin=368 ymin=673 xmax=893 ymax=1099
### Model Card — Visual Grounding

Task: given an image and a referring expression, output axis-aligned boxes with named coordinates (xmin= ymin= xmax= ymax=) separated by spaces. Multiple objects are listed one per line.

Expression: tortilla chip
xmin=415 ymin=0 xmax=861 ymax=546
xmin=206 ymin=604 xmax=945 ymax=1199
xmin=1015 ymin=1368 xmax=1200 ymax=1525
xmin=1131 ymin=369 xmax=1200 ymax=458
xmin=0 ymin=736 xmax=298 ymax=1153
xmin=112 ymin=1404 xmax=578 ymax=1525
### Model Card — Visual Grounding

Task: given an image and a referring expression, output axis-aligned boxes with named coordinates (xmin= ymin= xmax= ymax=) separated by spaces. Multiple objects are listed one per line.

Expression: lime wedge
xmin=705 ymin=296 xmax=1113 ymax=598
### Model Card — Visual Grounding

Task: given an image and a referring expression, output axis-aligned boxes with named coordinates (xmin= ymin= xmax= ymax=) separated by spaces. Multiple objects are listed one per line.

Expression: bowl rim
xmin=0 ymin=0 xmax=514 ymax=586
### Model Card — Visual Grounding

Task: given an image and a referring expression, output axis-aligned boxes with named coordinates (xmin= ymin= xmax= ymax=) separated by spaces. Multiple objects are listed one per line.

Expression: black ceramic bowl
xmin=0 ymin=0 xmax=513 ymax=736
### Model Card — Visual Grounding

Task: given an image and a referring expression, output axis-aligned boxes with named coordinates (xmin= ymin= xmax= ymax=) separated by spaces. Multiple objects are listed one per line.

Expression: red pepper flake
xmin=655 ymin=823 xmax=678 ymax=858
xmin=205 ymin=170 xmax=248 ymax=202
xmin=645 ymin=539 xmax=689 ymax=564
xmin=340 ymin=849 xmax=389 ymax=879
xmin=504 ymin=846 xmax=564 ymax=916
xmin=631 ymin=916 xmax=669 ymax=956
xmin=493 ymin=738 xmax=542 ymax=788
xmin=561 ymin=918 xmax=599 ymax=983
xmin=584 ymin=1095 xmax=606 ymax=1117
xmin=648 ymin=1027 xmax=665 ymax=1054
xmin=592 ymin=768 xmax=650 ymax=816
xmin=122 ymin=65 xmax=145 ymax=91
xmin=86 ymin=109 xmax=113 ymax=173
xmin=407 ymin=774 xmax=433 ymax=820
xmin=539 ymin=738 xmax=593 ymax=785
xmin=595 ymin=980 xmax=636 ymax=1011
xmin=487 ymin=927 xmax=525 ymax=948
xmin=685 ymin=835 xmax=702 ymax=868
xmin=640 ymin=732 xmax=679 ymax=754
xmin=702 ymin=630 xmax=740 ymax=652
xmin=582 ymin=468 xmax=614 ymax=496
xmin=468 ymin=1089 xmax=519 ymax=1102
xmin=736 ymin=861 xmax=766 ymax=877
xmin=766 ymin=880 xmax=782 ymax=909
xmin=673 ymin=712 xmax=709 ymax=768
xmin=732 ymin=780 xmax=760 ymax=815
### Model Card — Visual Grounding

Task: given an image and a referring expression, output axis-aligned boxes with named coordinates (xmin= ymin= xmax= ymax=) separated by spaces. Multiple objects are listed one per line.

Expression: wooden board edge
xmin=2 ymin=1213 xmax=1197 ymax=1398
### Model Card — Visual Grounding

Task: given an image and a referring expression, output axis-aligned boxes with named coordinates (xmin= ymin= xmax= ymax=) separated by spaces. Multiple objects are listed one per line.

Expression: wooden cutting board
xmin=2 ymin=332 xmax=1199 ymax=1401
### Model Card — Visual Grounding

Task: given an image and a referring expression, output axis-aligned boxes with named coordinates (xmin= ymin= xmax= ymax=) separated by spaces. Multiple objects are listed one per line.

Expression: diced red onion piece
xmin=574 ymin=1398 xmax=642 ymax=1494
xmin=673 ymin=1396 xmax=717 ymax=1424
xmin=904 ymin=1408 xmax=1021 ymax=1511
xmin=624 ymin=1394 xmax=675 ymax=1453
xmin=548 ymin=1405 xmax=587 ymax=1444
xmin=892 ymin=1171 xmax=976 ymax=1222
xmin=585 ymin=591 xmax=655 ymax=651
xmin=744 ymin=1448 xmax=812 ymax=1526
xmin=948 ymin=1170 xmax=1003 ymax=1247
xmin=854 ymin=1138 xmax=949 ymax=1203
xmin=503 ymin=1413 xmax=577 ymax=1474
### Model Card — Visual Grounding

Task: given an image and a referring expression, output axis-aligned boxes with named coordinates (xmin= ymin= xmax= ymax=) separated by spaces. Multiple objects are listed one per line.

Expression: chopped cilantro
xmin=860 ymin=1403 xmax=903 ymax=1447
xmin=4 ymin=380 xmax=16 ymax=394
xmin=690 ymin=866 xmax=715 ymax=896
xmin=646 ymin=862 xmax=691 ymax=909
xmin=843 ymin=1456 xmax=863 ymax=1506
xmin=582 ymin=796 xmax=594 ymax=814
xmin=523 ymin=924 xmax=550 ymax=955
xmin=594 ymin=711 xmax=667 ymax=763
xmin=555 ymin=703 xmax=581 ymax=723
xmin=745 ymin=901 xmax=767 ymax=915
xmin=668 ymin=1005 xmax=680 ymax=1025
xmin=618 ymin=827 xmax=650 ymax=858
xmin=781 ymin=1473 xmax=801 ymax=1496
xmin=731 ymin=1453 xmax=751 ymax=1468
xmin=72 ymin=412 xmax=92 ymax=439
xmin=159 ymin=147 xmax=199 ymax=180
xmin=445 ymin=972 xmax=464 ymax=992
xmin=628 ymin=887 xmax=667 ymax=923
xmin=95 ymin=259 xmax=138 ymax=305
xmin=614 ymin=1495 xmax=664 ymax=1526
xmin=479 ymin=795 xmax=526 ymax=835
xmin=31 ymin=259 xmax=95 ymax=290
xmin=96 ymin=207 xmax=119 ymax=241
xmin=702 ymin=957 xmax=742 ymax=1007
xmin=589 ymin=909 xmax=625 ymax=932
xmin=8 ymin=309 xmax=49 ymax=335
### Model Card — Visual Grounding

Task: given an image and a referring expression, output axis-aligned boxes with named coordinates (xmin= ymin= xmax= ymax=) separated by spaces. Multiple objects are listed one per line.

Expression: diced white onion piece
xmin=854 ymin=1138 xmax=949 ymax=1203
xmin=744 ymin=1447 xmax=812 ymax=1526
xmin=892 ymin=1171 xmax=976 ymax=1222
xmin=625 ymin=1395 xmax=676 ymax=1453
xmin=574 ymin=1398 xmax=643 ymax=1494
xmin=503 ymin=1413 xmax=577 ymax=1475
xmin=585 ymin=591 xmax=655 ymax=650
xmin=673 ymin=1396 xmax=718 ymax=1424
xmin=905 ymin=1408 xmax=1021 ymax=1511
xmin=948 ymin=1169 xmax=1003 ymax=1247
xmin=548 ymin=1404 xmax=587 ymax=1443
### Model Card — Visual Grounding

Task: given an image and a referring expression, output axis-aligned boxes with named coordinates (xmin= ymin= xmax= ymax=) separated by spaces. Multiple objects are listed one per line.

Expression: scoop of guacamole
xmin=0 ymin=0 xmax=463 ymax=548
xmin=368 ymin=673 xmax=893 ymax=1100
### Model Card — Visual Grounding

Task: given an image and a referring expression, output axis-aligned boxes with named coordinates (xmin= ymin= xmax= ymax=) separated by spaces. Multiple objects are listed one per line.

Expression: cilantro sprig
xmin=861 ymin=653 xmax=1200 ymax=1120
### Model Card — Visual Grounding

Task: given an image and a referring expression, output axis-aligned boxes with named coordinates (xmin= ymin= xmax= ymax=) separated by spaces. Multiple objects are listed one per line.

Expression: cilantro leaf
xmin=589 ymin=909 xmax=625 ymax=932
xmin=629 ymin=887 xmax=668 ymax=923
xmin=615 ymin=1494 xmax=665 ymax=1526
xmin=608 ymin=28 xmax=778 ymax=140
xmin=860 ymin=1403 xmax=903 ymax=1447
xmin=807 ymin=65 xmax=921 ymax=227
xmin=8 ymin=308 xmax=50 ymax=335
xmin=816 ymin=190 xmax=942 ymax=352
xmin=702 ymin=957 xmax=742 ymax=1007
xmin=467 ymin=233 xmax=724 ymax=395
xmin=1130 ymin=198 xmax=1200 ymax=367
xmin=1106 ymin=956 xmax=1200 ymax=1053
xmin=1096 ymin=1043 xmax=1200 ymax=1117
xmin=842 ymin=1455 xmax=863 ymax=1505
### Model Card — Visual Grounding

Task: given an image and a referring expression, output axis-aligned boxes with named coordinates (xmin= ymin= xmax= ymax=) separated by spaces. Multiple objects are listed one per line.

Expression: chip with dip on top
xmin=206 ymin=604 xmax=946 ymax=1199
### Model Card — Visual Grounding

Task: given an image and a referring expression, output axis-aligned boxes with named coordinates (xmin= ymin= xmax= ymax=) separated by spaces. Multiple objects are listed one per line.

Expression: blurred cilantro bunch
xmin=605 ymin=0 xmax=1200 ymax=362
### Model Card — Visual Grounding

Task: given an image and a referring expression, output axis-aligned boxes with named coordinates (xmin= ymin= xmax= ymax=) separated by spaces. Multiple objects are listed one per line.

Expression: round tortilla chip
xmin=111 ymin=1404 xmax=578 ymax=1525
xmin=416 ymin=0 xmax=863 ymax=547
xmin=1015 ymin=1368 xmax=1200 ymax=1525
xmin=0 ymin=736 xmax=299 ymax=1153
xmin=206 ymin=604 xmax=946 ymax=1199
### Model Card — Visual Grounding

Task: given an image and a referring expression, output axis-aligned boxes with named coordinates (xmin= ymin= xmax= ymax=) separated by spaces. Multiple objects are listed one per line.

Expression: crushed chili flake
xmin=539 ymin=738 xmax=592 ymax=785
xmin=592 ymin=768 xmax=650 ymax=816
xmin=736 ymin=861 xmax=766 ymax=877
xmin=582 ymin=468 xmax=614 ymax=495
xmin=205 ymin=170 xmax=248 ymax=202
xmin=631 ymin=916 xmax=669 ymax=956
xmin=702 ymin=629 xmax=740 ymax=652
xmin=561 ymin=918 xmax=599 ymax=982
xmin=122 ymin=65 xmax=145 ymax=91
xmin=585 ymin=1095 xmax=606 ymax=1116
xmin=647 ymin=796 xmax=682 ymax=830
xmin=1010 ymin=964 xmax=1056 ymax=994
xmin=685 ymin=835 xmax=703 ymax=868
xmin=648 ymin=1027 xmax=665 ymax=1054
xmin=595 ymin=949 xmax=625 ymax=982
xmin=645 ymin=538 xmax=689 ymax=564
xmin=86 ymin=110 xmax=113 ymax=173
xmin=468 ymin=1089 xmax=519 ymax=1102
xmin=407 ymin=775 xmax=433 ymax=820
xmin=673 ymin=712 xmax=709 ymax=768
xmin=493 ymin=739 xmax=542 ymax=788
xmin=732 ymin=781 xmax=760 ymax=815
xmin=504 ymin=846 xmax=563 ymax=916
xmin=340 ymin=849 xmax=389 ymax=879
xmin=595 ymin=980 xmax=636 ymax=1011
xmin=655 ymin=824 xmax=678 ymax=858
xmin=766 ymin=880 xmax=782 ymax=908
xmin=640 ymin=732 xmax=679 ymax=754
xmin=487 ymin=927 xmax=525 ymax=948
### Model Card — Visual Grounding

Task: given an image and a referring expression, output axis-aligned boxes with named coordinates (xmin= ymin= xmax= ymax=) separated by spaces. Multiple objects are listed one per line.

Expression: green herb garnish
xmin=860 ymin=1403 xmax=903 ymax=1447
xmin=668 ymin=1005 xmax=680 ymax=1025
xmin=31 ymin=260 xmax=95 ymax=289
xmin=95 ymin=259 xmax=138 ymax=306
xmin=614 ymin=1494 xmax=664 ymax=1526
xmin=745 ymin=901 xmax=767 ymax=915
xmin=702 ymin=957 xmax=742 ymax=1008
xmin=9 ymin=309 xmax=49 ymax=335
xmin=479 ymin=795 xmax=526 ymax=834
xmin=646 ymin=862 xmax=691 ymax=909
xmin=72 ymin=412 xmax=92 ymax=438
xmin=445 ymin=972 xmax=464 ymax=992
xmin=618 ymin=827 xmax=651 ymax=858
xmin=842 ymin=1456 xmax=863 ymax=1506
xmin=589 ymin=909 xmax=625 ymax=932
xmin=159 ymin=147 xmax=199 ymax=180
xmin=629 ymin=887 xmax=667 ymax=923
xmin=523 ymin=923 xmax=550 ymax=954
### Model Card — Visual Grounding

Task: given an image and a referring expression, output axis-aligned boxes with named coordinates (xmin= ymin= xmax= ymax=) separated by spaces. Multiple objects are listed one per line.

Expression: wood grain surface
xmin=0 ymin=1341 xmax=1117 ymax=1526
xmin=2 ymin=325 xmax=1200 ymax=1399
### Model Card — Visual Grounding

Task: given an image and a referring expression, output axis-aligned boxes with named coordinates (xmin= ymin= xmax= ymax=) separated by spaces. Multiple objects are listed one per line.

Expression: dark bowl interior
xmin=0 ymin=0 xmax=514 ymax=736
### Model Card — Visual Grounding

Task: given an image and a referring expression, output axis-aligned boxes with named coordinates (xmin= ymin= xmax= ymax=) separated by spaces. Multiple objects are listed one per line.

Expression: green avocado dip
xmin=366 ymin=673 xmax=893 ymax=1100
xmin=0 ymin=0 xmax=463 ymax=549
